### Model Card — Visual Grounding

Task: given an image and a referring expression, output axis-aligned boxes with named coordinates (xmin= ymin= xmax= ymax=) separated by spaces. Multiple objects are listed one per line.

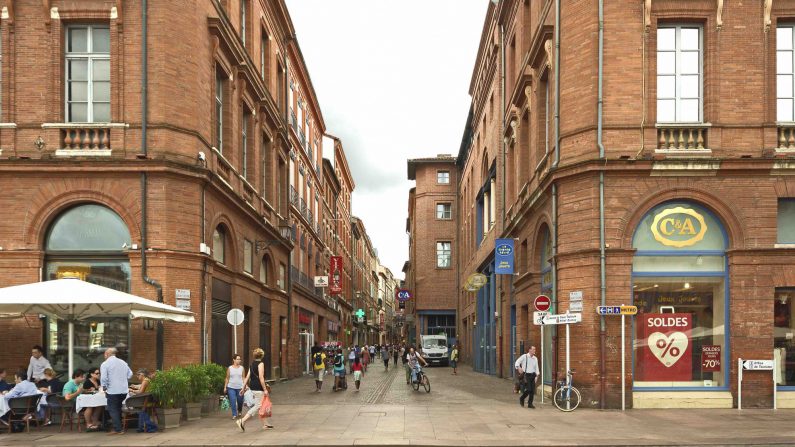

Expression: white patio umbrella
xmin=0 ymin=278 xmax=195 ymax=376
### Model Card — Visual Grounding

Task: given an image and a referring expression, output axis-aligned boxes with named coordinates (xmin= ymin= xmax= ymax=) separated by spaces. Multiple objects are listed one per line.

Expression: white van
xmin=420 ymin=334 xmax=449 ymax=366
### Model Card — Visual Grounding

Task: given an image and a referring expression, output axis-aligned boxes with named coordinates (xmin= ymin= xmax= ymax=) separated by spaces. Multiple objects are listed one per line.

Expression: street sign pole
xmin=565 ymin=311 xmax=571 ymax=410
xmin=621 ymin=305 xmax=626 ymax=411
xmin=738 ymin=357 xmax=743 ymax=410
xmin=540 ymin=324 xmax=544 ymax=404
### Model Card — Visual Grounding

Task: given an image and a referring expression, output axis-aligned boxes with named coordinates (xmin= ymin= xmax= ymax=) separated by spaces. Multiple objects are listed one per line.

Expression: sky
xmin=285 ymin=0 xmax=487 ymax=279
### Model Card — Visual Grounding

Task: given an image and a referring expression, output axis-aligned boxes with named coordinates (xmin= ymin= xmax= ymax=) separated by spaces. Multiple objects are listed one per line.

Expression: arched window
xmin=260 ymin=255 xmax=270 ymax=284
xmin=632 ymin=201 xmax=728 ymax=390
xmin=44 ymin=203 xmax=132 ymax=374
xmin=212 ymin=226 xmax=226 ymax=264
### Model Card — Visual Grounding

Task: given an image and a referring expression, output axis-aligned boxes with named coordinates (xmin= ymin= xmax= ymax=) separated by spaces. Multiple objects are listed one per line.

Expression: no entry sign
xmin=534 ymin=295 xmax=551 ymax=312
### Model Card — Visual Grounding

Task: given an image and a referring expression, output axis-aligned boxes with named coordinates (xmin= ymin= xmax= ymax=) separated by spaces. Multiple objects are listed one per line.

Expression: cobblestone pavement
xmin=1 ymin=361 xmax=794 ymax=446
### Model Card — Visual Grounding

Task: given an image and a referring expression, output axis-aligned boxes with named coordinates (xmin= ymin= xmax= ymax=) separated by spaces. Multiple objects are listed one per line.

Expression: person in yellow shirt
xmin=312 ymin=350 xmax=326 ymax=392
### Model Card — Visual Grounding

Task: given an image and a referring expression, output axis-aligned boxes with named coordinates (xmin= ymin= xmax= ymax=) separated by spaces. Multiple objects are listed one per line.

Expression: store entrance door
xmin=299 ymin=331 xmax=314 ymax=374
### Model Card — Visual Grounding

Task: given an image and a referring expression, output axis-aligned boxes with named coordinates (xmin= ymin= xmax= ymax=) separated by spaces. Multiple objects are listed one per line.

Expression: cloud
xmin=286 ymin=0 xmax=486 ymax=276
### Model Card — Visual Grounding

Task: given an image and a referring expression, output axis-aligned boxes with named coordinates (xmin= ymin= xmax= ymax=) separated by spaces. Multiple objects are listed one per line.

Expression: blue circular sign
xmin=496 ymin=244 xmax=513 ymax=256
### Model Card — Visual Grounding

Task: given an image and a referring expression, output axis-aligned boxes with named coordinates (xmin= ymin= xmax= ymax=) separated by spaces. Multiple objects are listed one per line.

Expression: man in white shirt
xmin=27 ymin=345 xmax=51 ymax=384
xmin=514 ymin=346 xmax=539 ymax=409
xmin=100 ymin=347 xmax=132 ymax=434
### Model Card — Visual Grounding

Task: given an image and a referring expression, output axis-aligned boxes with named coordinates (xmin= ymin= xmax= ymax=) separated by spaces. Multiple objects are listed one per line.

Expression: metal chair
xmin=121 ymin=393 xmax=152 ymax=432
xmin=5 ymin=394 xmax=42 ymax=434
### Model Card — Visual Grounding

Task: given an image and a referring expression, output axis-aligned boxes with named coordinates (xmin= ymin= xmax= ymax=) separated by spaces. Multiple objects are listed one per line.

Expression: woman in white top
xmin=223 ymin=354 xmax=246 ymax=419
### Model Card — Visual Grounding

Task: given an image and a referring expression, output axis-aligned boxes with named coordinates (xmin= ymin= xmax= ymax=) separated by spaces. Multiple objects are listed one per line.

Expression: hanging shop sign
xmin=329 ymin=256 xmax=343 ymax=295
xmin=637 ymin=313 xmax=692 ymax=381
xmin=314 ymin=276 xmax=329 ymax=287
xmin=396 ymin=289 xmax=412 ymax=302
xmin=495 ymin=238 xmax=515 ymax=274
xmin=463 ymin=273 xmax=488 ymax=292
xmin=650 ymin=207 xmax=707 ymax=248
xmin=701 ymin=345 xmax=721 ymax=372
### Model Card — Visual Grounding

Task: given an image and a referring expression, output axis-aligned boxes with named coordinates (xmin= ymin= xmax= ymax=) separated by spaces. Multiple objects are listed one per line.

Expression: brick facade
xmin=415 ymin=0 xmax=795 ymax=409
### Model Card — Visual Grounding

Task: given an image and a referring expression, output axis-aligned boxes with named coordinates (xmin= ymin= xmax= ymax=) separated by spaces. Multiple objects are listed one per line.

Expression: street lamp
xmin=255 ymin=222 xmax=292 ymax=252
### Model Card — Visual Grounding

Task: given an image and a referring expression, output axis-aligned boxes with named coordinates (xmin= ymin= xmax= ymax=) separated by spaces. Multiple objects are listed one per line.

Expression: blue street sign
xmin=495 ymin=238 xmax=515 ymax=274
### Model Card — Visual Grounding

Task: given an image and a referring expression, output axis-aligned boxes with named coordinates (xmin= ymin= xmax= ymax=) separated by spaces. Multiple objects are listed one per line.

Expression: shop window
xmin=775 ymin=288 xmax=795 ymax=386
xmin=44 ymin=203 xmax=131 ymax=374
xmin=777 ymin=199 xmax=795 ymax=244
xmin=632 ymin=202 xmax=727 ymax=389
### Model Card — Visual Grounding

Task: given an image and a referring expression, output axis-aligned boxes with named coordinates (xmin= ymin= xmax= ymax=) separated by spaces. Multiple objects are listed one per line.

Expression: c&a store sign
xmin=650 ymin=206 xmax=707 ymax=248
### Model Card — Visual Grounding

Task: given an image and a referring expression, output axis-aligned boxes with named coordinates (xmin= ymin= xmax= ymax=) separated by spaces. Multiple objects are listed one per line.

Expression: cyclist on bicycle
xmin=406 ymin=346 xmax=427 ymax=384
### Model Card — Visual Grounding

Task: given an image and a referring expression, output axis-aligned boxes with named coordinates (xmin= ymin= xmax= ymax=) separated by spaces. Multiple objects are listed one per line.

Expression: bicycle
xmin=411 ymin=365 xmax=431 ymax=393
xmin=553 ymin=369 xmax=580 ymax=412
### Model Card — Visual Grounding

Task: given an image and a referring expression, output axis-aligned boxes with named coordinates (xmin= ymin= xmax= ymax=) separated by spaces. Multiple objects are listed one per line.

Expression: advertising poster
xmin=329 ymin=256 xmax=342 ymax=295
xmin=637 ymin=313 xmax=693 ymax=381
xmin=701 ymin=345 xmax=721 ymax=372
xmin=495 ymin=238 xmax=515 ymax=275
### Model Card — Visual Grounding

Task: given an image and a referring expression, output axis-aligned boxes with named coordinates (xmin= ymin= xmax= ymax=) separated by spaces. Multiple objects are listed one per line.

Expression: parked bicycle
xmin=553 ymin=369 xmax=580 ymax=411
xmin=412 ymin=365 xmax=431 ymax=393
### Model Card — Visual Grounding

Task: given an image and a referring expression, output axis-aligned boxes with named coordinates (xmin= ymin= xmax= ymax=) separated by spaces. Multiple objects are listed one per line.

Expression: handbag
xmin=220 ymin=396 xmax=230 ymax=411
xmin=258 ymin=394 xmax=272 ymax=419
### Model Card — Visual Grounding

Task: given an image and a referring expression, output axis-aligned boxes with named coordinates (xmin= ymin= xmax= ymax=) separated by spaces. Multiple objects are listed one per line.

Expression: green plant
xmin=183 ymin=364 xmax=211 ymax=402
xmin=201 ymin=363 xmax=227 ymax=394
xmin=148 ymin=367 xmax=190 ymax=409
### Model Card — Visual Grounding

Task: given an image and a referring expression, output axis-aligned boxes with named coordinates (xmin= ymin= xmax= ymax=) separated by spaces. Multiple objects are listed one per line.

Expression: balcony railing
xmin=62 ymin=126 xmax=111 ymax=150
xmin=778 ymin=123 xmax=795 ymax=150
xmin=300 ymin=198 xmax=307 ymax=217
xmin=657 ymin=125 xmax=708 ymax=151
xmin=290 ymin=185 xmax=299 ymax=208
xmin=289 ymin=109 xmax=297 ymax=132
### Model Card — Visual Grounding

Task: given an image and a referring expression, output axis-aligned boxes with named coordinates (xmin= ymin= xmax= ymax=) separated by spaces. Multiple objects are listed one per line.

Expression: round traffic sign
xmin=227 ymin=308 xmax=245 ymax=326
xmin=534 ymin=295 xmax=551 ymax=312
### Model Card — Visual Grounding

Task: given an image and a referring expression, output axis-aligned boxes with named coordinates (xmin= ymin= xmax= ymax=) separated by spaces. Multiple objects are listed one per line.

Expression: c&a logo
xmin=650 ymin=206 xmax=707 ymax=248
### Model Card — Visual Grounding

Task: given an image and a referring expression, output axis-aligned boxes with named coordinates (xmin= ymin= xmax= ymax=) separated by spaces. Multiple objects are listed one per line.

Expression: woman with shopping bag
xmin=236 ymin=348 xmax=273 ymax=431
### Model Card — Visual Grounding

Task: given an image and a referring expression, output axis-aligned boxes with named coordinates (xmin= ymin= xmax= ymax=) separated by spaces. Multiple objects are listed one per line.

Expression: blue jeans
xmin=107 ymin=393 xmax=126 ymax=433
xmin=227 ymin=388 xmax=243 ymax=417
xmin=411 ymin=365 xmax=420 ymax=383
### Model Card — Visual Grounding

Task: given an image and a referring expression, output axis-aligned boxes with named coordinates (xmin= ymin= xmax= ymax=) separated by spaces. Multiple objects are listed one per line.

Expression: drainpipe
xmin=551 ymin=182 xmax=558 ymax=382
xmin=553 ymin=0 xmax=561 ymax=168
xmin=201 ymin=179 xmax=208 ymax=364
xmin=499 ymin=21 xmax=506 ymax=379
xmin=139 ymin=0 xmax=164 ymax=371
xmin=597 ymin=0 xmax=607 ymax=409
xmin=283 ymin=45 xmax=294 ymax=378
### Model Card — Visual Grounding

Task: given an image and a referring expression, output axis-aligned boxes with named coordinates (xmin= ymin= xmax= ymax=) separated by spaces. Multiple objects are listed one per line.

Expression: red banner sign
xmin=637 ymin=313 xmax=692 ymax=381
xmin=329 ymin=256 xmax=342 ymax=295
xmin=701 ymin=345 xmax=721 ymax=372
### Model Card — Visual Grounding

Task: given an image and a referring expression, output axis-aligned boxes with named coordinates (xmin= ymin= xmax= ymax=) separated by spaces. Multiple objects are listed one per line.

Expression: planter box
xmin=184 ymin=402 xmax=202 ymax=421
xmin=201 ymin=394 xmax=218 ymax=416
xmin=156 ymin=408 xmax=182 ymax=430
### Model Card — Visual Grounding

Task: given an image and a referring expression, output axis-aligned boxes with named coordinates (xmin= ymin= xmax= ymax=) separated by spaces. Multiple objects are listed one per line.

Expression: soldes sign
xmin=637 ymin=313 xmax=692 ymax=381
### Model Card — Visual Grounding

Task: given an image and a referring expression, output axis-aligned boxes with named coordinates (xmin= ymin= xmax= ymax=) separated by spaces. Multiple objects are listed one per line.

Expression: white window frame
xmin=65 ymin=25 xmax=110 ymax=123
xmin=215 ymin=71 xmax=224 ymax=152
xmin=437 ymin=170 xmax=450 ymax=184
xmin=242 ymin=108 xmax=249 ymax=178
xmin=240 ymin=0 xmax=247 ymax=46
xmin=243 ymin=239 xmax=253 ymax=274
xmin=436 ymin=203 xmax=452 ymax=220
xmin=656 ymin=25 xmax=703 ymax=123
xmin=777 ymin=25 xmax=795 ymax=122
xmin=436 ymin=241 xmax=451 ymax=268
xmin=260 ymin=31 xmax=267 ymax=82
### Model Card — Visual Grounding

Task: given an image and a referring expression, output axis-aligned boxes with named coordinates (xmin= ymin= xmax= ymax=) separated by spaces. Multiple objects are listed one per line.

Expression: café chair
xmin=121 ymin=393 xmax=153 ymax=432
xmin=54 ymin=395 xmax=87 ymax=433
xmin=6 ymin=395 xmax=43 ymax=434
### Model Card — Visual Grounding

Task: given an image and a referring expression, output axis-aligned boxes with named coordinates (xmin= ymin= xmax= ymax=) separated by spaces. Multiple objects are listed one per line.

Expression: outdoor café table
xmin=74 ymin=392 xmax=107 ymax=415
xmin=0 ymin=391 xmax=48 ymax=418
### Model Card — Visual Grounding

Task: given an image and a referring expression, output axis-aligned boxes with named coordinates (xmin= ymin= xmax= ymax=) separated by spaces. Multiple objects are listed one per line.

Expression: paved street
xmin=1 ymin=362 xmax=794 ymax=446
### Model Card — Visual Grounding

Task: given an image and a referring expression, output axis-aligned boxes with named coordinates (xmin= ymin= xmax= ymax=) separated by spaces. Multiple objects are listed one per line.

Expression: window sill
xmin=42 ymin=122 xmax=129 ymax=129
xmin=655 ymin=122 xmax=712 ymax=128
xmin=774 ymin=243 xmax=795 ymax=249
xmin=0 ymin=123 xmax=17 ymax=129
xmin=654 ymin=148 xmax=713 ymax=157
xmin=55 ymin=149 xmax=112 ymax=157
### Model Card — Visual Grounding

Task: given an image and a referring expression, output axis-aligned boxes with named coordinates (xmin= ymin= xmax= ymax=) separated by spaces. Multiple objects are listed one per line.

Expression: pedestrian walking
xmin=362 ymin=345 xmax=370 ymax=372
xmin=333 ymin=348 xmax=347 ymax=391
xmin=450 ymin=344 xmax=459 ymax=375
xmin=237 ymin=348 xmax=273 ymax=431
xmin=100 ymin=347 xmax=133 ymax=435
xmin=392 ymin=345 xmax=398 ymax=366
xmin=223 ymin=354 xmax=245 ymax=419
xmin=515 ymin=346 xmax=539 ymax=409
xmin=382 ymin=347 xmax=390 ymax=371
xmin=352 ymin=357 xmax=363 ymax=391
xmin=348 ymin=346 xmax=357 ymax=374
xmin=312 ymin=349 xmax=326 ymax=392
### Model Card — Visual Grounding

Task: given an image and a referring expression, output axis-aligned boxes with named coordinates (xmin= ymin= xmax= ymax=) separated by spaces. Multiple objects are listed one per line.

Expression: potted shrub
xmin=182 ymin=364 xmax=210 ymax=421
xmin=200 ymin=363 xmax=226 ymax=416
xmin=149 ymin=367 xmax=189 ymax=430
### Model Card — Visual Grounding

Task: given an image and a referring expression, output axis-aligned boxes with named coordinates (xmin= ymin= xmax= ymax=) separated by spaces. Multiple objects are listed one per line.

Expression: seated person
xmin=129 ymin=369 xmax=151 ymax=395
xmin=0 ymin=369 xmax=14 ymax=393
xmin=61 ymin=369 xmax=85 ymax=401
xmin=1 ymin=371 xmax=44 ymax=423
xmin=82 ymin=368 xmax=104 ymax=431
xmin=37 ymin=368 xmax=64 ymax=394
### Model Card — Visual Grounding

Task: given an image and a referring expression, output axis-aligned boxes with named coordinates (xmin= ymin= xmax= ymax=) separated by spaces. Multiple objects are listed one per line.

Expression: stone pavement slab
xmin=1 ymin=364 xmax=793 ymax=446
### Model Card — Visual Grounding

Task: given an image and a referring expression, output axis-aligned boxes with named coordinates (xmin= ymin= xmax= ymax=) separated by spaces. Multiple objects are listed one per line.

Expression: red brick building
xmin=438 ymin=0 xmax=795 ymax=409
xmin=406 ymin=155 xmax=458 ymax=347
xmin=0 ymin=0 xmax=373 ymax=380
